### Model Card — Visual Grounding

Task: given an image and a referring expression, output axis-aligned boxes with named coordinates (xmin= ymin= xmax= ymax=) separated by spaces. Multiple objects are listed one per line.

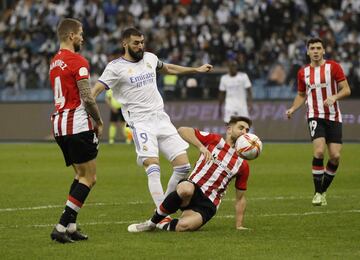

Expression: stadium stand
xmin=0 ymin=0 xmax=359 ymax=100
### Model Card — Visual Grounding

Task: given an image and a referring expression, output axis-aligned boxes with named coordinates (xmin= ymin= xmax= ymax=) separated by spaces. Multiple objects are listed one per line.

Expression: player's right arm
xmin=78 ymin=79 xmax=104 ymax=137
xmin=286 ymin=91 xmax=306 ymax=119
xmin=178 ymin=127 xmax=212 ymax=162
xmin=91 ymin=81 xmax=107 ymax=98
xmin=286 ymin=69 xmax=306 ymax=119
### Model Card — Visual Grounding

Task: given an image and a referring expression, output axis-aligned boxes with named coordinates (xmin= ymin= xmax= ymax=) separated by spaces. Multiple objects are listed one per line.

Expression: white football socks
xmin=146 ymin=164 xmax=164 ymax=208
xmin=165 ymin=164 xmax=191 ymax=196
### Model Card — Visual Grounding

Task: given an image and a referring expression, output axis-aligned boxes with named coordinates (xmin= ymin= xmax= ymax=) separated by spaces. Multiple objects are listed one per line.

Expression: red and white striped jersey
xmin=297 ymin=60 xmax=346 ymax=122
xmin=189 ymin=129 xmax=250 ymax=207
xmin=49 ymin=49 xmax=93 ymax=136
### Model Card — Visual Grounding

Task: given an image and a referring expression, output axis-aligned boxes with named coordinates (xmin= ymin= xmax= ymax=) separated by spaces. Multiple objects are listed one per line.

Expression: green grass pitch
xmin=0 ymin=142 xmax=359 ymax=259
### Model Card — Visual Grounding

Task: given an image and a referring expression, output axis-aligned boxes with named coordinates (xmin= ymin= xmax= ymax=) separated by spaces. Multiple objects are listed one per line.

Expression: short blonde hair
xmin=57 ymin=18 xmax=82 ymax=42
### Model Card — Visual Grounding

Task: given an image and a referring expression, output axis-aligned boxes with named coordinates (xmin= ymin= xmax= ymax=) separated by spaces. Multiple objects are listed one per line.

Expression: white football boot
xmin=312 ymin=192 xmax=322 ymax=206
xmin=128 ymin=220 xmax=156 ymax=233
xmin=321 ymin=192 xmax=327 ymax=206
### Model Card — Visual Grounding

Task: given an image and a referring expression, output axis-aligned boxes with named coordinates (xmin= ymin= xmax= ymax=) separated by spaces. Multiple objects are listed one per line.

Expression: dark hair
xmin=227 ymin=116 xmax=252 ymax=128
xmin=57 ymin=18 xmax=82 ymax=42
xmin=306 ymin=37 xmax=324 ymax=48
xmin=121 ymin=27 xmax=143 ymax=41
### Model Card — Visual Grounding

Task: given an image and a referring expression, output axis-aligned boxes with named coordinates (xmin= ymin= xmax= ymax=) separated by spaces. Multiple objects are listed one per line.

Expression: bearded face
xmin=73 ymin=41 xmax=81 ymax=52
xmin=72 ymin=28 xmax=84 ymax=52
xmin=124 ymin=35 xmax=145 ymax=62
xmin=128 ymin=45 xmax=144 ymax=61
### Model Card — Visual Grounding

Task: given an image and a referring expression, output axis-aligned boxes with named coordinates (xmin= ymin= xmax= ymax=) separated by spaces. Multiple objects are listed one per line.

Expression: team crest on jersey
xmin=200 ymin=131 xmax=209 ymax=136
xmin=143 ymin=145 xmax=148 ymax=151
xmin=128 ymin=68 xmax=134 ymax=74
xmin=146 ymin=62 xmax=152 ymax=69
xmin=79 ymin=67 xmax=88 ymax=76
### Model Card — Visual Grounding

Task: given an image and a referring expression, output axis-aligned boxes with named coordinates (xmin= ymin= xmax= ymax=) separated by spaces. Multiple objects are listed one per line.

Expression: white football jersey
xmin=219 ymin=72 xmax=251 ymax=112
xmin=98 ymin=52 xmax=163 ymax=121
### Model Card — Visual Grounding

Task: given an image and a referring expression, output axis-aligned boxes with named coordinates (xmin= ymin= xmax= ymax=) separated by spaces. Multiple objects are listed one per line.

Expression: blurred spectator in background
xmin=267 ymin=63 xmax=287 ymax=86
xmin=0 ymin=0 xmax=359 ymax=98
xmin=105 ymin=89 xmax=132 ymax=144
xmin=218 ymin=60 xmax=252 ymax=123
xmin=162 ymin=74 xmax=178 ymax=100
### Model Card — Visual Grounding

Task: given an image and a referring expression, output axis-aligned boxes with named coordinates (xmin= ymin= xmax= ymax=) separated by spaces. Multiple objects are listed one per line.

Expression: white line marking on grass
xmin=218 ymin=209 xmax=360 ymax=218
xmin=0 ymin=209 xmax=359 ymax=230
xmin=0 ymin=202 xmax=131 ymax=212
xmin=31 ymin=220 xmax=134 ymax=228
xmin=0 ymin=220 xmax=135 ymax=229
xmin=0 ymin=195 xmax=357 ymax=213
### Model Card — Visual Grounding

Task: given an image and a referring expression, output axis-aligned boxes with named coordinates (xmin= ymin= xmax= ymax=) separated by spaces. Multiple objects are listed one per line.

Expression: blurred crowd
xmin=0 ymin=0 xmax=359 ymax=97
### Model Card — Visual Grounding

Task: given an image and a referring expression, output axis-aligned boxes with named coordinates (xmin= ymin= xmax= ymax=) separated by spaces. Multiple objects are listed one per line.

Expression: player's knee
xmin=314 ymin=150 xmax=324 ymax=159
xmin=143 ymin=158 xmax=160 ymax=168
xmin=176 ymin=182 xmax=194 ymax=199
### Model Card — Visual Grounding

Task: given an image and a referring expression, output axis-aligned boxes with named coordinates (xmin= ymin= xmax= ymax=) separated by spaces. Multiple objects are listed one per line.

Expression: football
xmin=235 ymin=133 xmax=263 ymax=160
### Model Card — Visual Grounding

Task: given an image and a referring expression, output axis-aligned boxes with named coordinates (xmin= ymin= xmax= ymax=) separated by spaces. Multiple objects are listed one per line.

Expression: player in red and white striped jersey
xmin=128 ymin=116 xmax=252 ymax=232
xmin=49 ymin=18 xmax=104 ymax=243
xmin=286 ymin=37 xmax=351 ymax=206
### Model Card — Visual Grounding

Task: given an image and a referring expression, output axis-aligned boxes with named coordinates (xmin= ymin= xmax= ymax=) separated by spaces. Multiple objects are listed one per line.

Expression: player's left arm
xmin=324 ymin=79 xmax=351 ymax=106
xmin=78 ymin=79 xmax=104 ymax=137
xmin=235 ymin=189 xmax=248 ymax=230
xmin=159 ymin=62 xmax=213 ymax=75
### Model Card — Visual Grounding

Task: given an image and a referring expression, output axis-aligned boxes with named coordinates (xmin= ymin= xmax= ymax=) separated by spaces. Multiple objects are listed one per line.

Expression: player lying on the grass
xmin=128 ymin=116 xmax=252 ymax=232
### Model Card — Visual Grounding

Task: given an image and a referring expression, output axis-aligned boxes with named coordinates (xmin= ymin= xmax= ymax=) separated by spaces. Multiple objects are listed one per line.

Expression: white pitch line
xmin=0 ymin=195 xmax=357 ymax=213
xmin=219 ymin=209 xmax=360 ymax=218
xmin=0 ymin=201 xmax=142 ymax=213
xmin=0 ymin=209 xmax=359 ymax=229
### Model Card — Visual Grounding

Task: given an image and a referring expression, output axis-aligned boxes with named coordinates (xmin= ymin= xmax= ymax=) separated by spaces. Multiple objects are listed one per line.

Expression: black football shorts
xmin=55 ymin=130 xmax=99 ymax=166
xmin=307 ymin=118 xmax=342 ymax=144
xmin=180 ymin=180 xmax=217 ymax=225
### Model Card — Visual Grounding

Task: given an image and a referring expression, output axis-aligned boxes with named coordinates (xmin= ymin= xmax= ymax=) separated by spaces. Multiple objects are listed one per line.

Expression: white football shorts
xmin=130 ymin=111 xmax=189 ymax=165
xmin=224 ymin=108 xmax=249 ymax=123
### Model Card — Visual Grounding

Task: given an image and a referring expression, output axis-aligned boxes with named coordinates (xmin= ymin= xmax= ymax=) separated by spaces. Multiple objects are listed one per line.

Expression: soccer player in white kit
xmin=92 ymin=28 xmax=213 ymax=208
xmin=218 ymin=60 xmax=253 ymax=123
